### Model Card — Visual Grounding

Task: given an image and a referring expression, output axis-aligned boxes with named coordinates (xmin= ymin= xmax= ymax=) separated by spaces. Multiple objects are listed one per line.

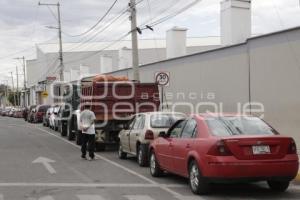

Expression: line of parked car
xmin=0 ymin=107 xmax=24 ymax=118
xmin=2 ymin=102 xmax=299 ymax=195
xmin=1 ymin=103 xmax=299 ymax=195
xmin=0 ymin=105 xmax=54 ymax=123
xmin=23 ymin=104 xmax=62 ymax=130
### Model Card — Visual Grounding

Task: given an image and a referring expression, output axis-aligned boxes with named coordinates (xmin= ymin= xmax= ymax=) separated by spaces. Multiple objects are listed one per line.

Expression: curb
xmin=294 ymin=152 xmax=300 ymax=184
xmin=295 ymin=173 xmax=300 ymax=183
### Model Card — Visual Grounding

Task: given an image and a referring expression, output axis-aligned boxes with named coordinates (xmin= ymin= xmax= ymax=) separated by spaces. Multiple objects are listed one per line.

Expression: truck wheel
xmin=76 ymin=131 xmax=82 ymax=145
xmin=96 ymin=143 xmax=106 ymax=152
xmin=137 ymin=144 xmax=148 ymax=167
xmin=189 ymin=160 xmax=210 ymax=195
xmin=149 ymin=150 xmax=162 ymax=177
xmin=67 ymin=123 xmax=75 ymax=141
xmin=267 ymin=180 xmax=290 ymax=192
xmin=118 ymin=144 xmax=127 ymax=159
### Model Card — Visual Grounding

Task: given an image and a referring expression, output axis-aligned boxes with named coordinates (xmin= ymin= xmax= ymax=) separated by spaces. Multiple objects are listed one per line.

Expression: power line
xmin=36 ymin=57 xmax=59 ymax=82
xmin=62 ymin=0 xmax=145 ymax=47
xmin=0 ymin=37 xmax=57 ymax=61
xmin=64 ymin=32 xmax=131 ymax=65
xmin=147 ymin=0 xmax=201 ymax=27
xmin=136 ymin=0 xmax=181 ymax=29
xmin=63 ymin=10 xmax=129 ymax=52
xmin=62 ymin=0 xmax=119 ymax=38
xmin=46 ymin=5 xmax=58 ymax=21
xmin=145 ymin=0 xmax=160 ymax=60
xmin=56 ymin=0 xmax=197 ymax=66
xmin=62 ymin=0 xmax=145 ymax=55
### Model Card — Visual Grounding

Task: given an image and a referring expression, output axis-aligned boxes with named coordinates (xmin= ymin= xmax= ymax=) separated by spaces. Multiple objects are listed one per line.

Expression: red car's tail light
xmin=37 ymin=112 xmax=43 ymax=117
xmin=288 ymin=139 xmax=297 ymax=154
xmin=145 ymin=130 xmax=154 ymax=140
xmin=208 ymin=140 xmax=233 ymax=156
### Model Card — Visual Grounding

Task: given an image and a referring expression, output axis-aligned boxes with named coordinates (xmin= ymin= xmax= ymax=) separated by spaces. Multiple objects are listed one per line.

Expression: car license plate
xmin=252 ymin=145 xmax=270 ymax=155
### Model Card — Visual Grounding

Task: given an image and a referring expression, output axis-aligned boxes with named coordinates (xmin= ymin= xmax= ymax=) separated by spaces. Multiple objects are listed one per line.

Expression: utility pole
xmin=39 ymin=2 xmax=64 ymax=82
xmin=10 ymin=72 xmax=16 ymax=106
xmin=5 ymin=80 xmax=8 ymax=107
xmin=129 ymin=0 xmax=140 ymax=81
xmin=16 ymin=66 xmax=19 ymax=106
xmin=14 ymin=56 xmax=27 ymax=107
xmin=4 ymin=80 xmax=8 ymax=107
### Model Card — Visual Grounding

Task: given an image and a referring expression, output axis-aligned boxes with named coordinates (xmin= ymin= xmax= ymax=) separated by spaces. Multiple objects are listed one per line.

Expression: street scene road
xmin=0 ymin=117 xmax=299 ymax=200
xmin=1 ymin=0 xmax=300 ymax=200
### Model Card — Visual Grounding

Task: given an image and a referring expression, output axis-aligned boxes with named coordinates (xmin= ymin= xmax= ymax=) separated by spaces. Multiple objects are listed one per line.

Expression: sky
xmin=0 ymin=0 xmax=300 ymax=85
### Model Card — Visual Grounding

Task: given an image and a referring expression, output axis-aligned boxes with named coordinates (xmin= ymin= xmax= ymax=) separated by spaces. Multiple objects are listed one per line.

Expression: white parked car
xmin=49 ymin=105 xmax=60 ymax=130
xmin=118 ymin=111 xmax=186 ymax=166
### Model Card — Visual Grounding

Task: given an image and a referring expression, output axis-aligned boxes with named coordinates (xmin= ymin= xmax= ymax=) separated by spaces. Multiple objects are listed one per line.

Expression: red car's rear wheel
xmin=189 ymin=160 xmax=210 ymax=195
xmin=149 ymin=151 xmax=162 ymax=177
xmin=267 ymin=180 xmax=290 ymax=192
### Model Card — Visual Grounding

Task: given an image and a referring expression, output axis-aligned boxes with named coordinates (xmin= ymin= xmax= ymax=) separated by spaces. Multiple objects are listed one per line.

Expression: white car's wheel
xmin=137 ymin=145 xmax=148 ymax=167
xmin=118 ymin=144 xmax=127 ymax=159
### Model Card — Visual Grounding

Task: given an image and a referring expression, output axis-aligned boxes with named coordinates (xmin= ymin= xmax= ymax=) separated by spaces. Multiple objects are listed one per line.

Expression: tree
xmin=8 ymin=92 xmax=21 ymax=106
xmin=0 ymin=84 xmax=7 ymax=96
xmin=0 ymin=84 xmax=10 ymax=107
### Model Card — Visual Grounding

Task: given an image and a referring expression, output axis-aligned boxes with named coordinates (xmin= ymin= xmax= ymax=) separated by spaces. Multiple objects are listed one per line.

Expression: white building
xmin=26 ymin=35 xmax=220 ymax=105
xmin=24 ymin=0 xmax=300 ymax=149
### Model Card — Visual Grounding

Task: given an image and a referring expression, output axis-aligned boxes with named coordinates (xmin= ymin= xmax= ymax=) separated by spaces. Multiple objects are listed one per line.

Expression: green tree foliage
xmin=8 ymin=92 xmax=21 ymax=106
xmin=0 ymin=84 xmax=7 ymax=95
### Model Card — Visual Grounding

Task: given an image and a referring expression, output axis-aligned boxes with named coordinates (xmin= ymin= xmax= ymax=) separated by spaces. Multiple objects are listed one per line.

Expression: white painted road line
xmin=0 ymin=182 xmax=185 ymax=188
xmin=32 ymin=157 xmax=56 ymax=174
xmin=39 ymin=196 xmax=55 ymax=200
xmin=27 ymin=196 xmax=55 ymax=200
xmin=124 ymin=195 xmax=156 ymax=200
xmin=30 ymin=125 xmax=205 ymax=200
xmin=0 ymin=194 xmax=204 ymax=200
xmin=33 ymin=126 xmax=158 ymax=184
xmin=77 ymin=195 xmax=106 ymax=200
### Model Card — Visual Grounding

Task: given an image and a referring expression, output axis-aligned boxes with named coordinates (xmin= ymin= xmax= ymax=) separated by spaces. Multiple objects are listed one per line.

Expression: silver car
xmin=118 ymin=111 xmax=186 ymax=166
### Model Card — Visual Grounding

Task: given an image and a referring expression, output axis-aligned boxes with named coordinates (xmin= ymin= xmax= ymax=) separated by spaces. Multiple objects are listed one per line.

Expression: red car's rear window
xmin=206 ymin=116 xmax=278 ymax=136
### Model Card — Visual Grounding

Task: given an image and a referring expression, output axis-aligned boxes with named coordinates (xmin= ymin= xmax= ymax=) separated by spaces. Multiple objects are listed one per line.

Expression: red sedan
xmin=149 ymin=114 xmax=299 ymax=195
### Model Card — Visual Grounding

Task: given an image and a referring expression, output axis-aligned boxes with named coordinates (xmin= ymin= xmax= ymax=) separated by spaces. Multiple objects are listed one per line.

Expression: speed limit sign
xmin=155 ymin=71 xmax=170 ymax=86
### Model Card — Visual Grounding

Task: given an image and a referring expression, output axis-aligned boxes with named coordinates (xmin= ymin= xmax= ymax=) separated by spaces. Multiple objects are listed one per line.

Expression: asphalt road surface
xmin=0 ymin=117 xmax=299 ymax=200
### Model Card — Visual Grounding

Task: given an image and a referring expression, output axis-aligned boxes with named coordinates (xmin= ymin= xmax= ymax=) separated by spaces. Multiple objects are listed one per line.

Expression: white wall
xmin=100 ymin=55 xmax=113 ymax=73
xmin=108 ymin=27 xmax=300 ymax=151
xmin=249 ymin=30 xmax=300 ymax=150
xmin=119 ymin=47 xmax=132 ymax=69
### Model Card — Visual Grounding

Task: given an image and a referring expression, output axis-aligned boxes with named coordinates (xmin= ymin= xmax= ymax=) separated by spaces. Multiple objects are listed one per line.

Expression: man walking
xmin=80 ymin=105 xmax=96 ymax=161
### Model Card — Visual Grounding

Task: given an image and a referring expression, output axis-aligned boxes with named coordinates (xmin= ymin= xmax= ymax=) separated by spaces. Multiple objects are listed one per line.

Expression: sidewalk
xmin=294 ymin=153 xmax=300 ymax=184
xmin=293 ymin=172 xmax=300 ymax=185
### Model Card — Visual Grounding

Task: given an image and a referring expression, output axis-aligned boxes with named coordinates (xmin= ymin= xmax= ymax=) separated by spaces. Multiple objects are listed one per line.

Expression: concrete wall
xmin=249 ymin=29 xmax=300 ymax=150
xmin=108 ymin=27 xmax=300 ymax=150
